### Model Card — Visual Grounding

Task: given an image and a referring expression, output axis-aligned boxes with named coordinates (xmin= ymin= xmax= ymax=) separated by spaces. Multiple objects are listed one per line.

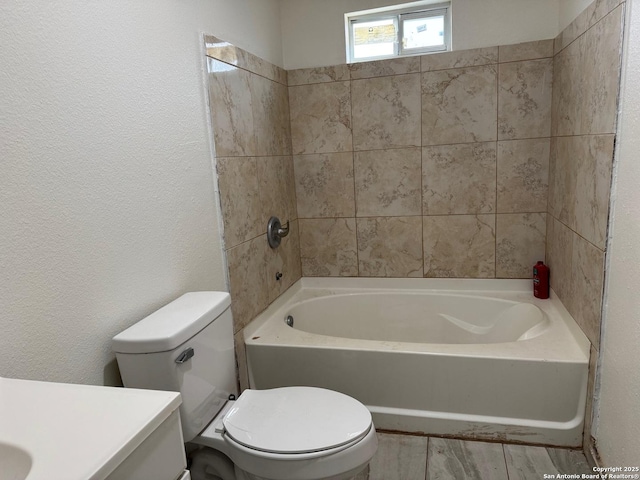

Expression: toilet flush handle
xmin=175 ymin=347 xmax=195 ymax=364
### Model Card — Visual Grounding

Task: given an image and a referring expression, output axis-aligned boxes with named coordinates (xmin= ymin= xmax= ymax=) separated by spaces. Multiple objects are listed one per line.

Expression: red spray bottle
xmin=533 ymin=261 xmax=550 ymax=299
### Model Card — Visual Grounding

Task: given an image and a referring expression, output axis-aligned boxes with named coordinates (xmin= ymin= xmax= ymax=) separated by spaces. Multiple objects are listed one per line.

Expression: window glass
xmin=352 ymin=18 xmax=397 ymax=60
xmin=402 ymin=14 xmax=445 ymax=51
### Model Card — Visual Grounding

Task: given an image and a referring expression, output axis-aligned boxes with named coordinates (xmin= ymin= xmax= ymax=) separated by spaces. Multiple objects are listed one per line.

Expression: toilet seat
xmin=223 ymin=386 xmax=372 ymax=455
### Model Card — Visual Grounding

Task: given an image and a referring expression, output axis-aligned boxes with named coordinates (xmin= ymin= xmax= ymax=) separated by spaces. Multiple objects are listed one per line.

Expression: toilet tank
xmin=112 ymin=292 xmax=238 ymax=443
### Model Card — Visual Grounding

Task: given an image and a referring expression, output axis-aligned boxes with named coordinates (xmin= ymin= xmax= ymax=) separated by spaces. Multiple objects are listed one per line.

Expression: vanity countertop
xmin=0 ymin=376 xmax=182 ymax=480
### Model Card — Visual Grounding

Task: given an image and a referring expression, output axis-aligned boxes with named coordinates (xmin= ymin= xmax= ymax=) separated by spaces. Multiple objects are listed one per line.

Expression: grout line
xmin=495 ymin=62 xmax=500 ymax=279
xmin=424 ymin=436 xmax=430 ymax=480
xmin=349 ymin=75 xmax=360 ymax=276
xmin=502 ymin=443 xmax=511 ymax=480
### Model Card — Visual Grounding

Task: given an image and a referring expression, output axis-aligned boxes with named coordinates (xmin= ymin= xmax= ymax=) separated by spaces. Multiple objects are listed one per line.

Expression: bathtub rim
xmin=244 ymin=278 xmax=590 ymax=364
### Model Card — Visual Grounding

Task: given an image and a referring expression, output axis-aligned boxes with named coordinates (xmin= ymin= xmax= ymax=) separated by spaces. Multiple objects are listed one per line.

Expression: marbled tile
xmin=421 ymin=47 xmax=498 ymax=72
xmin=205 ymin=35 xmax=287 ymax=84
xmin=352 ymin=73 xmax=422 ymax=150
xmin=586 ymin=0 xmax=625 ymax=29
xmin=257 ymin=156 xmax=297 ymax=223
xmin=294 ymin=152 xmax=355 ymax=218
xmin=368 ymin=433 xmax=428 ymax=480
xmin=498 ymin=58 xmax=552 ymax=140
xmin=545 ymin=216 xmax=574 ymax=303
xmin=354 ymin=147 xmax=422 ymax=217
xmin=289 ymin=81 xmax=352 ymax=154
xmin=552 ymin=35 xmax=585 ymax=137
xmin=226 ymin=235 xmax=268 ymax=332
xmin=581 ymin=5 xmax=623 ymax=135
xmin=207 ymin=59 xmax=255 ymax=157
xmin=422 ymin=65 xmax=497 ymax=145
xmin=555 ymin=6 xmax=590 ymax=55
xmin=499 ymin=39 xmax=554 ymax=63
xmin=497 ymin=139 xmax=549 ymax=213
xmin=583 ymin=345 xmax=598 ymax=453
xmin=250 ymin=75 xmax=291 ymax=156
xmin=357 ymin=217 xmax=423 ymax=277
xmin=349 ymin=465 xmax=369 ymax=480
xmin=423 ymin=215 xmax=496 ymax=278
xmin=422 ymin=142 xmax=496 ymax=215
xmin=349 ymin=56 xmax=421 ymax=80
xmin=496 ymin=213 xmax=546 ymax=279
xmin=504 ymin=445 xmax=559 ymax=480
xmin=266 ymin=219 xmax=301 ymax=302
xmin=427 ymin=438 xmax=508 ymax=480
xmin=569 ymin=234 xmax=605 ymax=349
xmin=574 ymin=135 xmax=614 ymax=249
xmin=217 ymin=157 xmax=262 ymax=248
xmin=547 ymin=448 xmax=592 ymax=475
xmin=234 ymin=330 xmax=249 ymax=392
xmin=548 ymin=137 xmax=577 ymax=230
xmin=299 ymin=218 xmax=358 ymax=276
xmin=287 ymin=65 xmax=350 ymax=86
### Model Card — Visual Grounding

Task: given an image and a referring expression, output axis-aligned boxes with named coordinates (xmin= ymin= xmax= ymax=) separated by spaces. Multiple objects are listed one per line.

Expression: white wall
xmin=0 ymin=0 xmax=282 ymax=386
xmin=280 ymin=0 xmax=560 ymax=69
xmin=595 ymin=0 xmax=640 ymax=466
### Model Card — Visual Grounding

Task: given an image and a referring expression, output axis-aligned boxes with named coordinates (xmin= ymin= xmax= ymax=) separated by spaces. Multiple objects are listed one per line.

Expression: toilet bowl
xmin=112 ymin=292 xmax=377 ymax=480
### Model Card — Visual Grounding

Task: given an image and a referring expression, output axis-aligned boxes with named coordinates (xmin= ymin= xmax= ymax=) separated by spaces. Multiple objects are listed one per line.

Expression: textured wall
xmin=596 ymin=0 xmax=640 ymax=465
xmin=0 ymin=0 xmax=282 ymax=385
xmin=205 ymin=37 xmax=301 ymax=389
xmin=545 ymin=0 xmax=625 ymax=452
xmin=289 ymin=41 xmax=552 ymax=279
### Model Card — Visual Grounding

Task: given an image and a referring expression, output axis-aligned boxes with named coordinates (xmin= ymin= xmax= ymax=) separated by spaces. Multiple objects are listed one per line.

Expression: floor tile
xmin=505 ymin=445 xmax=555 ymax=480
xmin=547 ymin=448 xmax=592 ymax=474
xmin=427 ymin=438 xmax=508 ymax=480
xmin=369 ymin=433 xmax=428 ymax=480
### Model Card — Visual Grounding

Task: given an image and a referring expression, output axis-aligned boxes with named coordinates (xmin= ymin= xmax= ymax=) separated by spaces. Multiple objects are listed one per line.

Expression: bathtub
xmin=243 ymin=278 xmax=590 ymax=447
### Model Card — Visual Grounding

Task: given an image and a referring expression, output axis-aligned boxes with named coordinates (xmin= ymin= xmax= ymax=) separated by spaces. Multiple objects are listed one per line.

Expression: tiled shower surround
xmin=289 ymin=42 xmax=553 ymax=279
xmin=205 ymin=0 xmax=624 ymax=447
xmin=547 ymin=0 xmax=625 ymax=453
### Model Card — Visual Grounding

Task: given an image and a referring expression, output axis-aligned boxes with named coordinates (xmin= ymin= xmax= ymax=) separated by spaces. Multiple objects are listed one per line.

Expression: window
xmin=345 ymin=1 xmax=451 ymax=63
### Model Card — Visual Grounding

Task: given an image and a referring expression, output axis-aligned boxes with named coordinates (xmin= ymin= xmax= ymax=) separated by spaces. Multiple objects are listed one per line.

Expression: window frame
xmin=345 ymin=1 xmax=451 ymax=64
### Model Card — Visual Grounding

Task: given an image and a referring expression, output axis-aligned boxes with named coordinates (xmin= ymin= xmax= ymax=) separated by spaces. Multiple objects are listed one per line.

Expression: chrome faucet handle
xmin=267 ymin=216 xmax=289 ymax=249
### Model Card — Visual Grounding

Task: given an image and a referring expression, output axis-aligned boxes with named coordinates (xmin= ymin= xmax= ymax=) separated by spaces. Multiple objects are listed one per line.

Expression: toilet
xmin=112 ymin=292 xmax=377 ymax=480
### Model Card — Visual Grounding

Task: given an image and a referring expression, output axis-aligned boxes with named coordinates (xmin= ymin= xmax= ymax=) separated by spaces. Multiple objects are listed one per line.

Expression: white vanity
xmin=0 ymin=376 xmax=189 ymax=480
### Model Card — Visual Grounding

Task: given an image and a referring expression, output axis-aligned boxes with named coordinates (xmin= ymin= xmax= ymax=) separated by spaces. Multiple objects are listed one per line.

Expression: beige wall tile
xmin=497 ymin=139 xmax=550 ymax=213
xmin=294 ymin=152 xmax=355 ymax=218
xmin=289 ymin=81 xmax=352 ymax=154
xmin=581 ymin=5 xmax=623 ymax=135
xmin=357 ymin=217 xmax=423 ymax=277
xmin=422 ymin=65 xmax=498 ymax=145
xmin=574 ymin=135 xmax=614 ymax=249
xmin=496 ymin=213 xmax=547 ymax=278
xmin=354 ymin=148 xmax=422 ymax=217
xmin=556 ymin=7 xmax=590 ymax=54
xmin=586 ymin=0 xmax=624 ymax=29
xmin=217 ymin=157 xmax=262 ymax=248
xmin=288 ymin=65 xmax=350 ymax=86
xmin=548 ymin=137 xmax=577 ymax=230
xmin=299 ymin=218 xmax=358 ymax=276
xmin=421 ymin=47 xmax=498 ymax=72
xmin=545 ymin=215 xmax=574 ymax=303
xmin=422 ymin=142 xmax=496 ymax=215
xmin=552 ymin=36 xmax=585 ymax=136
xmin=569 ymin=234 xmax=605 ymax=349
xmin=349 ymin=56 xmax=420 ymax=80
xmin=207 ymin=59 xmax=255 ymax=157
xmin=266 ymin=220 xmax=302 ymax=302
xmin=250 ymin=75 xmax=291 ymax=156
xmin=423 ymin=215 xmax=496 ymax=278
xmin=498 ymin=58 xmax=553 ymax=140
xmin=498 ymin=40 xmax=554 ymax=63
xmin=257 ymin=156 xmax=297 ymax=223
xmin=352 ymin=73 xmax=422 ymax=150
xmin=227 ymin=236 xmax=269 ymax=332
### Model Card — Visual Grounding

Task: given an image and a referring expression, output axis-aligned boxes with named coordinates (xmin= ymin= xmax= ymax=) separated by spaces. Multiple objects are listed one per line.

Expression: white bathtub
xmin=244 ymin=278 xmax=590 ymax=447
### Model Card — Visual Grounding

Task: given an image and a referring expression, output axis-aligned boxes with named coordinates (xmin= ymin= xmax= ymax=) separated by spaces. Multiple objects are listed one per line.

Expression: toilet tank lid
xmin=112 ymin=292 xmax=231 ymax=354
